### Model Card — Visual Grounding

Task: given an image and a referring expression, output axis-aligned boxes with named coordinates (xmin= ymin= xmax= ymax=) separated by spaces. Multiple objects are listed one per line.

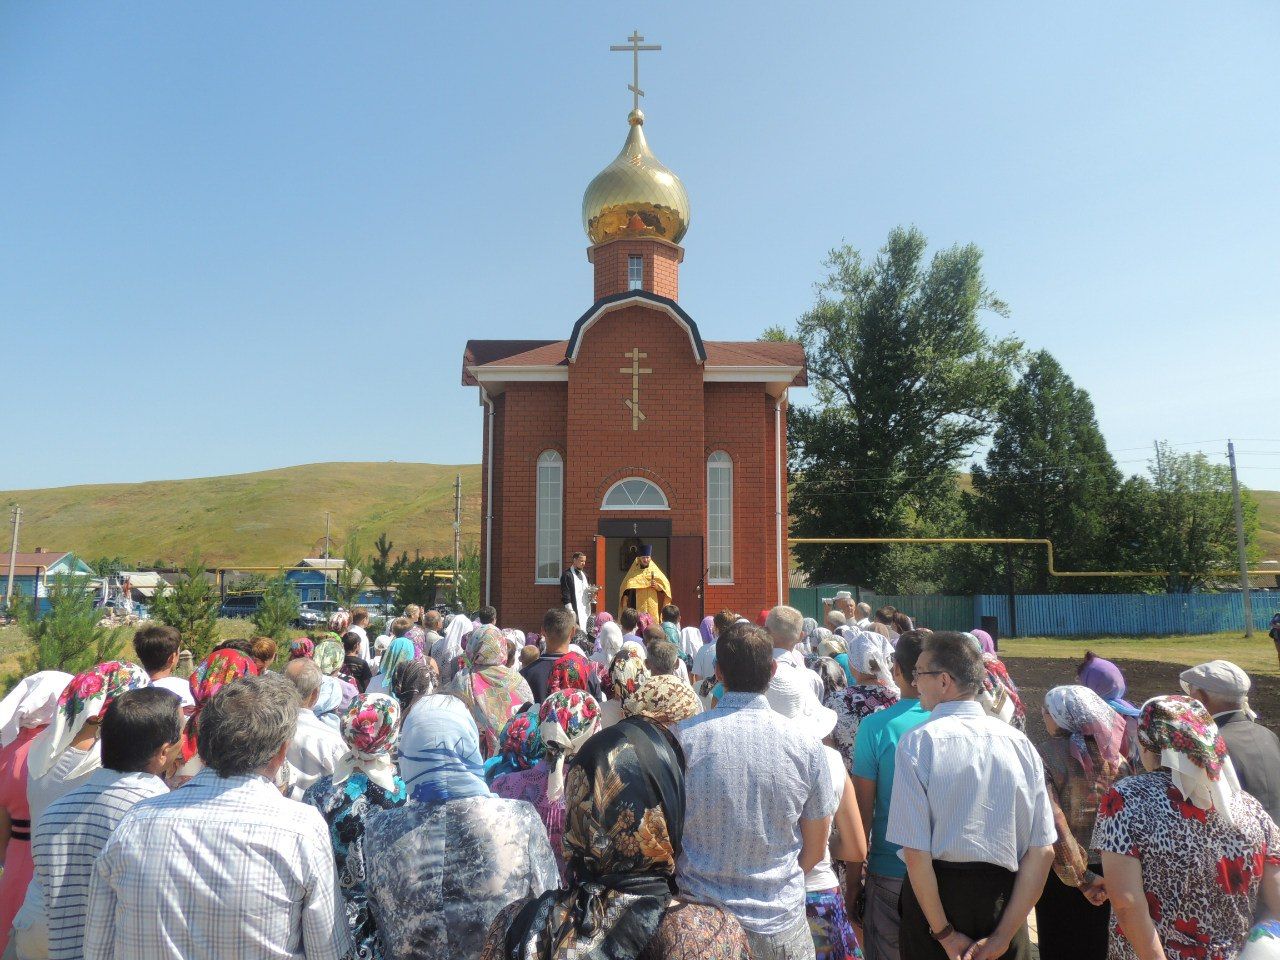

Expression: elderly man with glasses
xmin=886 ymin=632 xmax=1055 ymax=960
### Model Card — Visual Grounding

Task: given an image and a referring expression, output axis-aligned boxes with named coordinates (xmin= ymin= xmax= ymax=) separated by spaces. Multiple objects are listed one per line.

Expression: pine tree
xmin=12 ymin=574 xmax=124 ymax=681
xmin=252 ymin=576 xmax=300 ymax=641
xmin=149 ymin=554 xmax=220 ymax=661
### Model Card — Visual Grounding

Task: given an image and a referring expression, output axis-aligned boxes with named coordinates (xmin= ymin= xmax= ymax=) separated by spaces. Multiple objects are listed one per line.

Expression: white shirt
xmin=887 ymin=699 xmax=1055 ymax=871
xmin=151 ymin=675 xmax=195 ymax=708
xmin=856 ymin=618 xmax=872 ymax=630
xmin=691 ymin=640 xmax=717 ymax=681
xmin=86 ymin=768 xmax=351 ymax=960
xmin=805 ymin=746 xmax=848 ymax=892
xmin=349 ymin=624 xmax=370 ymax=662
xmin=286 ymin=709 xmax=346 ymax=800
xmin=773 ymin=647 xmax=824 ymax=702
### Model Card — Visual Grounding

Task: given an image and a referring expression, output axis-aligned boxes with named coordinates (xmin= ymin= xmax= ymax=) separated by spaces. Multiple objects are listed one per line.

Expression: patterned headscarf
xmin=451 ymin=624 xmax=533 ymax=758
xmin=28 ymin=662 xmax=151 ymax=780
xmin=328 ymin=610 xmax=352 ymax=635
xmin=538 ymin=691 xmax=601 ymax=804
xmin=605 ymin=644 xmax=650 ymax=706
xmin=179 ymin=649 xmax=260 ymax=763
xmin=500 ymin=718 xmax=684 ymax=960
xmin=636 ymin=612 xmax=655 ymax=635
xmin=398 ymin=696 xmax=489 ymax=803
xmin=313 ymin=638 xmax=345 ymax=676
xmin=332 ymin=693 xmax=402 ymax=793
xmin=1044 ymin=685 xmax=1128 ymax=774
xmin=625 ymin=675 xmax=700 ymax=726
xmin=0 ymin=671 xmax=73 ymax=747
xmin=548 ymin=652 xmax=593 ymax=694
xmin=378 ymin=636 xmax=415 ymax=685
xmin=1139 ymin=694 xmax=1240 ymax=820
xmin=800 ymin=617 xmax=820 ymax=652
xmin=498 ymin=709 xmax=544 ymax=772
xmin=592 ymin=611 xmax=614 ymax=640
xmin=811 ymin=657 xmax=848 ymax=702
xmin=289 ymin=637 xmax=315 ymax=660
xmin=392 ymin=657 xmax=439 ymax=712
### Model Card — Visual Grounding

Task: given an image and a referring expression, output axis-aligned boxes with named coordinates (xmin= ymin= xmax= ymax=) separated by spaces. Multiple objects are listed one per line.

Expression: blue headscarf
xmin=312 ymin=674 xmax=344 ymax=732
xmin=379 ymin=636 xmax=415 ymax=686
xmin=398 ymin=697 xmax=490 ymax=803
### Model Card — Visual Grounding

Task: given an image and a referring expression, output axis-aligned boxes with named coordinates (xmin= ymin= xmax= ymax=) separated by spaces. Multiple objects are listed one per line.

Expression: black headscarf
xmin=502 ymin=716 xmax=686 ymax=960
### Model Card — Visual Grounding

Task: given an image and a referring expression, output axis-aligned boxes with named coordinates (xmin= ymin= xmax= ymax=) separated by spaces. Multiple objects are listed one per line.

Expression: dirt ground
xmin=1006 ymin=654 xmax=1280 ymax=745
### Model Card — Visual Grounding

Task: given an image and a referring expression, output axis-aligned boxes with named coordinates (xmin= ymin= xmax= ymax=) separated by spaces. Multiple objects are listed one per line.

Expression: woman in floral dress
xmin=827 ymin=633 xmax=899 ymax=773
xmin=303 ymin=693 xmax=407 ymax=960
xmin=1093 ymin=695 xmax=1280 ymax=960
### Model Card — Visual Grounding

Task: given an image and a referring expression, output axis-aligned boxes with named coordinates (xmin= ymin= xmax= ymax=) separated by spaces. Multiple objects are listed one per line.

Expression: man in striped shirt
xmin=31 ymin=687 xmax=180 ymax=960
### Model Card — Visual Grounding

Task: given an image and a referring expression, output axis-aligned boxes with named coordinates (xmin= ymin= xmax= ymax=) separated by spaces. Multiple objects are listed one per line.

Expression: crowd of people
xmin=0 ymin=591 xmax=1276 ymax=960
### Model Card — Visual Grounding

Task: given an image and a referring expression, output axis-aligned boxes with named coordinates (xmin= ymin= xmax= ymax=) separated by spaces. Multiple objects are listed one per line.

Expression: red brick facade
xmin=465 ymin=242 xmax=804 ymax=631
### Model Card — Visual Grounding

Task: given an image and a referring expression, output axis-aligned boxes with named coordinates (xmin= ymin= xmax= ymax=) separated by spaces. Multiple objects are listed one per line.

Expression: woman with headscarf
xmin=1093 ymin=695 xmax=1280 ymax=960
xmin=434 ymin=613 xmax=472 ymax=685
xmin=599 ymin=643 xmax=651 ymax=728
xmin=175 ymin=649 xmax=260 ymax=784
xmin=816 ymin=632 xmax=851 ymax=683
xmin=368 ymin=635 xmax=415 ymax=697
xmin=810 ymin=656 xmax=848 ymax=706
xmin=492 ymin=691 xmax=601 ymax=880
xmin=312 ymin=675 xmax=346 ymax=733
xmin=624 ymin=674 xmax=701 ymax=730
xmin=1034 ymin=685 xmax=1132 ymax=960
xmin=289 ymin=636 xmax=315 ymax=661
xmin=391 ymin=657 xmax=440 ymax=720
xmin=363 ymin=699 xmax=559 ymax=960
xmin=589 ymin=621 xmax=626 ymax=670
xmin=479 ymin=715 xmax=751 ymax=960
xmin=0 ymin=671 xmax=71 ymax=953
xmin=971 ymin=628 xmax=996 ymax=654
xmin=303 ymin=693 xmax=407 ymax=960
xmin=488 ymin=708 xmax=543 ymax=785
xmin=313 ymin=635 xmax=346 ymax=677
xmin=964 ymin=634 xmax=1027 ymax=730
xmin=451 ymin=625 xmax=534 ymax=759
xmin=827 ymin=633 xmax=900 ymax=774
xmin=1077 ymin=651 xmax=1142 ymax=763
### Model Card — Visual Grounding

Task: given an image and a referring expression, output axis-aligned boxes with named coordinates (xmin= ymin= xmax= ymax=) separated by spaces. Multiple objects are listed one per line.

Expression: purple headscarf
xmin=971 ymin=629 xmax=996 ymax=654
xmin=592 ymin=611 xmax=614 ymax=639
xmin=700 ymin=615 xmax=715 ymax=646
xmin=1077 ymin=651 xmax=1140 ymax=717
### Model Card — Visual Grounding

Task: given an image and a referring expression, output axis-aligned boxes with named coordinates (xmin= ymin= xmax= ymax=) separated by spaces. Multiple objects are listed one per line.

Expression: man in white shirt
xmin=887 ymin=632 xmax=1054 ymax=960
xmin=854 ymin=601 xmax=874 ymax=630
xmin=766 ymin=605 xmax=824 ymax=702
xmin=87 ymin=673 xmax=352 ymax=960
xmin=283 ymin=659 xmax=346 ymax=799
xmin=348 ymin=607 xmax=372 ymax=662
xmin=132 ymin=624 xmax=195 ymax=708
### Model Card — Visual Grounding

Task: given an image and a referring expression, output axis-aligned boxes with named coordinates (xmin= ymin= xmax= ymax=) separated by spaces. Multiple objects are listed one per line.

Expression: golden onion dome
xmin=582 ymin=108 xmax=690 ymax=246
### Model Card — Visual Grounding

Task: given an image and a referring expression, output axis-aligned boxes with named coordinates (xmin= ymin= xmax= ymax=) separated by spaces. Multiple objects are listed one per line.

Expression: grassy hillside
xmin=0 ymin=462 xmax=482 ymax=567
xmin=1254 ymin=488 xmax=1280 ymax=566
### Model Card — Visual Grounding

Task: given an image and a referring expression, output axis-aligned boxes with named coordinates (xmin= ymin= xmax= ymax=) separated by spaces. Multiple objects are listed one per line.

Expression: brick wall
xmin=589 ymin=237 xmax=683 ymax=301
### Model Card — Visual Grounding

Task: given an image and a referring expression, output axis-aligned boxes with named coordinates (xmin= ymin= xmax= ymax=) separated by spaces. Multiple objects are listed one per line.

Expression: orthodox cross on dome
xmin=609 ymin=30 xmax=661 ymax=114
xmin=619 ymin=347 xmax=652 ymax=431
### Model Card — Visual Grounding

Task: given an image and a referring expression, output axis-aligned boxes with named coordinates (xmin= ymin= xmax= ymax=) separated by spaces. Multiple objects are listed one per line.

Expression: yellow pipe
xmin=787 ymin=537 xmax=1276 ymax=579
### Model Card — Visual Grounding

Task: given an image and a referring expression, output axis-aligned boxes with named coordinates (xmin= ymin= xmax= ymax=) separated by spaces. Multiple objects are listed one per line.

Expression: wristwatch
xmin=930 ymin=923 xmax=955 ymax=941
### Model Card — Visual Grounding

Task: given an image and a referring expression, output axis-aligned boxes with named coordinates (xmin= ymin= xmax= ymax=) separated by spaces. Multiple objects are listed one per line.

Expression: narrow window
xmin=708 ymin=452 xmax=733 ymax=583
xmin=535 ymin=451 xmax=563 ymax=583
xmin=628 ymin=255 xmax=643 ymax=291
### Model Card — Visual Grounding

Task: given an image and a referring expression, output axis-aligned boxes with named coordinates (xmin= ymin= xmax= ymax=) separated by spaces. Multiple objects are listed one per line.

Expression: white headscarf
xmin=848 ymin=631 xmax=896 ymax=689
xmin=590 ymin=622 xmax=625 ymax=666
xmin=438 ymin=613 xmax=471 ymax=666
xmin=678 ymin=626 xmax=704 ymax=659
xmin=0 ymin=672 xmax=72 ymax=747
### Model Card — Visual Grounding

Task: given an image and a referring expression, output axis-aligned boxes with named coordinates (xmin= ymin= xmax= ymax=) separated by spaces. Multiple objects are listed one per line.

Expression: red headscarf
xmin=548 ymin=652 xmax=592 ymax=694
xmin=180 ymin=649 xmax=260 ymax=762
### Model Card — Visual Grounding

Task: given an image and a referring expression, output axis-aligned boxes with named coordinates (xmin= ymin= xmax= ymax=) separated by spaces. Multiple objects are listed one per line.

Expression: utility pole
xmin=1228 ymin=440 xmax=1254 ymax=638
xmin=453 ymin=474 xmax=462 ymax=604
xmin=322 ymin=512 xmax=332 ymax=560
xmin=4 ymin=506 xmax=19 ymax=608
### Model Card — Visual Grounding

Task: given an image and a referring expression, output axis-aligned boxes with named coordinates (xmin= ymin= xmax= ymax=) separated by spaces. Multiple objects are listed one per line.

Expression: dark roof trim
xmin=564 ymin=290 xmax=706 ymax=364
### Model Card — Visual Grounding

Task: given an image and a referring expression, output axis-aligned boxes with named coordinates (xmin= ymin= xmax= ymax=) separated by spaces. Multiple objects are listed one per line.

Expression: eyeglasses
xmin=912 ymin=669 xmax=947 ymax=681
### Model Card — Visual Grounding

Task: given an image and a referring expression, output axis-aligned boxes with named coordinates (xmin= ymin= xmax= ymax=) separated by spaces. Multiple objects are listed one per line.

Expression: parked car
xmin=219 ymin=594 xmax=263 ymax=619
xmin=296 ymin=599 xmax=343 ymax=629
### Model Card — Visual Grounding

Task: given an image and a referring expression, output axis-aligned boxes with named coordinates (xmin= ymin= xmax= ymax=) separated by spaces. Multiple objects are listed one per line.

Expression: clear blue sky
xmin=4 ymin=2 xmax=1278 ymax=491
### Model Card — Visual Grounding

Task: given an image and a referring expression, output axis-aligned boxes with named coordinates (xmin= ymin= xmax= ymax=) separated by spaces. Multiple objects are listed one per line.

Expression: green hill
xmin=1254 ymin=488 xmax=1280 ymax=566
xmin=0 ymin=462 xmax=482 ymax=568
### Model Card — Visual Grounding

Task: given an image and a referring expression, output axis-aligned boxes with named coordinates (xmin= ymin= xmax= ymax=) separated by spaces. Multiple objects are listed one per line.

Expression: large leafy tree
xmin=788 ymin=227 xmax=1021 ymax=587
xmin=962 ymin=350 xmax=1121 ymax=593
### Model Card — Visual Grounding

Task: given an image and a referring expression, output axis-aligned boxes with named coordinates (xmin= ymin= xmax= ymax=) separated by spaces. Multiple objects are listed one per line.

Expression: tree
xmin=392 ymin=552 xmax=441 ymax=610
xmin=962 ymin=351 xmax=1122 ymax=593
xmin=149 ymin=553 xmax=220 ymax=661
xmin=787 ymin=227 xmax=1022 ymax=587
xmin=332 ymin=534 xmax=371 ymax=610
xmin=366 ymin=533 xmax=396 ymax=607
xmin=12 ymin=574 xmax=124 ymax=680
xmin=225 ymin=572 xmax=268 ymax=596
xmin=252 ymin=576 xmax=300 ymax=641
xmin=88 ymin=556 xmax=127 ymax=578
xmin=457 ymin=543 xmax=481 ymax=613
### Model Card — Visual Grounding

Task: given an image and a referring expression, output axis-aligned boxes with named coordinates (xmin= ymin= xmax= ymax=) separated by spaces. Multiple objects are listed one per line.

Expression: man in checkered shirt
xmin=86 ymin=673 xmax=353 ymax=960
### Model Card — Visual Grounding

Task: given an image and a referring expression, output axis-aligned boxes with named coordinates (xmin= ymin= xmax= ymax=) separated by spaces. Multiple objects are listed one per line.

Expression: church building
xmin=462 ymin=88 xmax=805 ymax=630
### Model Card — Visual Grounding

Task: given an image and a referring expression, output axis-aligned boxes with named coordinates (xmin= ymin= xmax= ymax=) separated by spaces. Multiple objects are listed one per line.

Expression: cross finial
xmin=609 ymin=30 xmax=662 ymax=114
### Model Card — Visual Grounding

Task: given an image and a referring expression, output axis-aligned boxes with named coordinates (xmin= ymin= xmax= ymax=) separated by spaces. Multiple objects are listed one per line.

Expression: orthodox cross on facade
xmin=609 ymin=30 xmax=661 ymax=113
xmin=619 ymin=347 xmax=652 ymax=431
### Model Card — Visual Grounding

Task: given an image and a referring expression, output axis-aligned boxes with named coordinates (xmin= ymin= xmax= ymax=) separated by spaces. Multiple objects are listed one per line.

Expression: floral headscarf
xmin=28 ymin=662 xmax=152 ymax=779
xmin=450 ymin=624 xmax=533 ymax=758
xmin=329 ymin=610 xmax=352 ymax=635
xmin=636 ymin=612 xmax=655 ymax=635
xmin=178 ymin=650 xmax=260 ymax=762
xmin=982 ymin=654 xmax=1026 ymax=728
xmin=498 ymin=709 xmax=544 ymax=772
xmin=592 ymin=611 xmax=614 ymax=639
xmin=500 ymin=718 xmax=685 ymax=960
xmin=0 ymin=671 xmax=73 ymax=747
xmin=548 ymin=652 xmax=593 ymax=694
xmin=289 ymin=637 xmax=315 ymax=660
xmin=332 ymin=693 xmax=402 ymax=793
xmin=1139 ymin=694 xmax=1240 ymax=820
xmin=313 ymin=638 xmax=345 ymax=676
xmin=604 ymin=644 xmax=650 ymax=706
xmin=625 ymin=675 xmax=700 ymax=726
xmin=1044 ymin=684 xmax=1128 ymax=774
xmin=538 ymin=691 xmax=601 ymax=804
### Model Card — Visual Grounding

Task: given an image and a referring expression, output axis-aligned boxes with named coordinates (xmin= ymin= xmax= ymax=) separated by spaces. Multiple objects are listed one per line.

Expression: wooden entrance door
xmin=668 ymin=535 xmax=704 ymax=624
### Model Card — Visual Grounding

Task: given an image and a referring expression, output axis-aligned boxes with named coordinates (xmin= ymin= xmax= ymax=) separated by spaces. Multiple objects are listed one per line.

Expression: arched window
xmin=707 ymin=452 xmax=733 ymax=583
xmin=536 ymin=451 xmax=563 ymax=583
xmin=601 ymin=477 xmax=669 ymax=510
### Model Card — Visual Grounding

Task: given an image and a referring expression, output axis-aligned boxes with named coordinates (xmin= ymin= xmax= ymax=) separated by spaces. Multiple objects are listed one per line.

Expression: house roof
xmin=3 ymin=551 xmax=86 ymax=578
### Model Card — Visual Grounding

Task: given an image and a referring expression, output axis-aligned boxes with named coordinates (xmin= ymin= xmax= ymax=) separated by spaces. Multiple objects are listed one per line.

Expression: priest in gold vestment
xmin=617 ymin=545 xmax=672 ymax=621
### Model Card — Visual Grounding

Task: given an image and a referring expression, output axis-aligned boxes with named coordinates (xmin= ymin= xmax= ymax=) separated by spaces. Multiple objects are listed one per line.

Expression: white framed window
xmin=708 ymin=451 xmax=733 ymax=583
xmin=535 ymin=450 xmax=563 ymax=583
xmin=601 ymin=477 xmax=669 ymax=510
xmin=628 ymin=255 xmax=643 ymax=291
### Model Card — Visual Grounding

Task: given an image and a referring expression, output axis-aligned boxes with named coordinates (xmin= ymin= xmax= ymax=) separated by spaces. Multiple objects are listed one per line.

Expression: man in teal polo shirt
xmin=852 ymin=630 xmax=930 ymax=960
